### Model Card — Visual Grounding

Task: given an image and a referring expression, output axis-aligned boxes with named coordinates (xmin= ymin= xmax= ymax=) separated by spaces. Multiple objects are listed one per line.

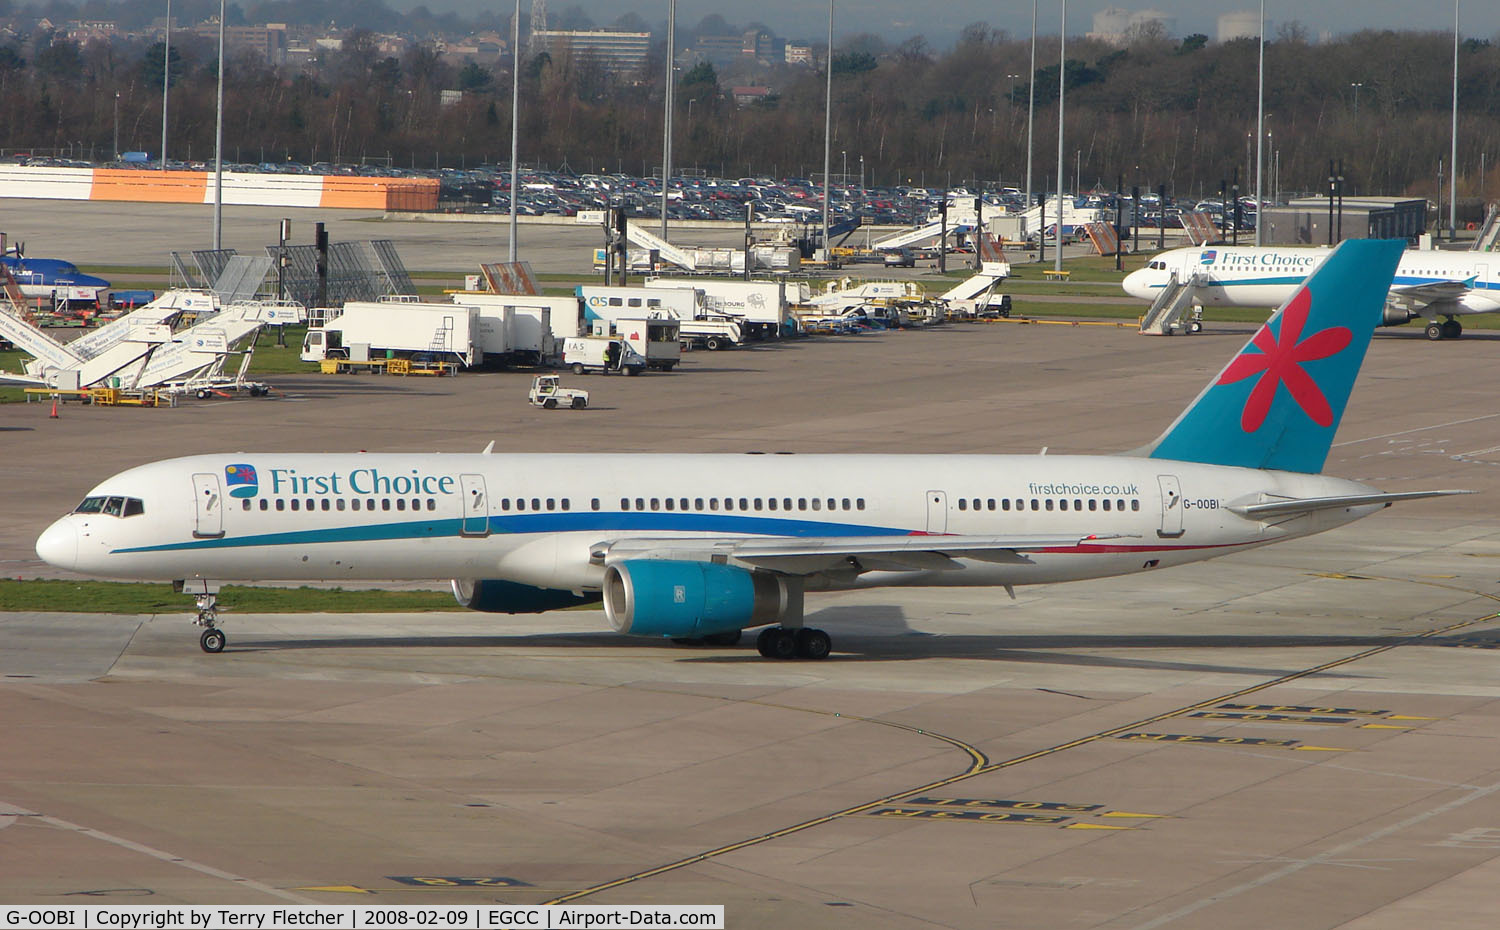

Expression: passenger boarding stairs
xmin=1138 ymin=272 xmax=1204 ymax=336
xmin=1472 ymin=204 xmax=1500 ymax=253
xmin=625 ymin=224 xmax=701 ymax=272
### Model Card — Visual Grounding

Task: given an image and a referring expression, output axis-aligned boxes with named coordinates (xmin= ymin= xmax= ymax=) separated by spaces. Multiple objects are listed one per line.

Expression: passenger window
xmin=811 ymin=499 xmax=821 ymax=511
xmin=1001 ymin=499 xmax=1010 ymax=511
xmin=1074 ymin=499 xmax=1082 ymax=511
xmin=1131 ymin=500 xmax=1140 ymax=511
xmin=608 ymin=297 xmax=623 ymax=307
xmin=958 ymin=499 xmax=968 ymax=511
xmin=321 ymin=499 xmax=331 ymax=511
xmin=1059 ymin=499 xmax=1068 ymax=511
xmin=305 ymin=499 xmax=314 ymax=511
xmin=397 ymin=499 xmax=406 ymax=511
xmin=828 ymin=498 xmax=836 ymax=510
xmin=382 ymin=499 xmax=391 ymax=511
xmin=741 ymin=498 xmax=749 ymax=511
xmin=531 ymin=498 xmax=540 ymax=511
xmin=1046 ymin=499 xmax=1054 ymax=511
xmin=259 ymin=499 xmax=268 ymax=511
xmin=709 ymin=499 xmax=719 ymax=511
xmin=411 ymin=499 xmax=420 ymax=511
xmin=768 ymin=498 xmax=778 ymax=511
xmin=636 ymin=498 xmax=645 ymax=510
xmin=515 ymin=498 xmax=525 ymax=511
xmin=1103 ymin=499 xmax=1111 ymax=511
xmin=695 ymin=498 xmax=704 ymax=510
xmin=501 ymin=499 xmax=510 ymax=511
xmin=276 ymin=499 xmax=285 ymax=511
xmin=428 ymin=499 xmax=436 ymax=511
xmin=797 ymin=498 xmax=807 ymax=511
xmin=620 ymin=498 xmax=630 ymax=511
xmin=754 ymin=498 xmax=763 ymax=510
xmin=291 ymin=499 xmax=300 ymax=511
xmin=651 ymin=498 xmax=660 ymax=511
xmin=665 ymin=498 xmax=675 ymax=511
xmin=242 ymin=499 xmax=251 ymax=511
xmin=987 ymin=499 xmax=995 ymax=511
xmin=784 ymin=498 xmax=792 ymax=511
xmin=857 ymin=499 xmax=865 ymax=510
xmin=546 ymin=498 xmax=555 ymax=511
xmin=367 ymin=499 xmax=375 ymax=511
xmin=1088 ymin=499 xmax=1097 ymax=511
xmin=1117 ymin=499 xmax=1125 ymax=511
xmin=352 ymin=499 xmax=361 ymax=511
xmin=842 ymin=498 xmax=851 ymax=510
xmin=1031 ymin=499 xmax=1040 ymax=511
xmin=336 ymin=499 xmax=346 ymax=511
xmin=591 ymin=498 xmax=600 ymax=511
xmin=680 ymin=498 xmax=689 ymax=510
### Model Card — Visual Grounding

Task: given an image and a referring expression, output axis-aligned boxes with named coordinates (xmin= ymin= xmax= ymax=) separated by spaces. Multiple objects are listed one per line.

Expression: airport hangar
xmin=2 ymin=199 xmax=1500 ymax=928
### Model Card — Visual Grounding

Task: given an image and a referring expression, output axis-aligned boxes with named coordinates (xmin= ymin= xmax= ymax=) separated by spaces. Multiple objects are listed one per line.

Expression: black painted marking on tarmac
xmin=1192 ymin=711 xmax=1354 ymax=725
xmin=1118 ymin=732 xmax=1300 ymax=748
xmin=867 ymin=808 xmax=1069 ymax=825
xmin=906 ymin=797 xmax=1103 ymax=813
xmin=389 ymin=876 xmax=531 ymax=888
xmin=542 ymin=610 xmax=1500 ymax=906
xmin=1218 ymin=703 xmax=1387 ymax=716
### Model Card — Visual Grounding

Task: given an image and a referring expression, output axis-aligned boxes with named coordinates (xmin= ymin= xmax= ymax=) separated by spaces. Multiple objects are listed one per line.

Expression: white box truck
xmin=453 ymin=293 xmax=577 ymax=366
xmin=605 ymin=317 xmax=681 ymax=371
xmin=577 ymin=285 xmax=741 ymax=350
xmin=301 ymin=302 xmax=483 ymax=367
xmin=647 ymin=278 xmax=807 ymax=339
xmin=563 ymin=336 xmax=645 ymax=375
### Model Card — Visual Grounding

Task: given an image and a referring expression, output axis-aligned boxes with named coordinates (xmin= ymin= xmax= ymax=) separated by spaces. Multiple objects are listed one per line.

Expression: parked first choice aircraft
xmin=1122 ymin=243 xmax=1500 ymax=339
xmin=2 ymin=252 xmax=110 ymax=304
xmin=35 ymin=240 xmax=1469 ymax=659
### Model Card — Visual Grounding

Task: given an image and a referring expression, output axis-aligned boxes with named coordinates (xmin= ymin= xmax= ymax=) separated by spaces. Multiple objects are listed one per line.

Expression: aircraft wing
xmin=1388 ymin=279 xmax=1472 ymax=310
xmin=1230 ymin=489 xmax=1472 ymax=520
xmin=596 ymin=533 xmax=1120 ymax=575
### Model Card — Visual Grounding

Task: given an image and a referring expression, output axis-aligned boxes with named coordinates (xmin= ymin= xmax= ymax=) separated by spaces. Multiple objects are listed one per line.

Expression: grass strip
xmin=0 ymin=579 xmax=463 ymax=613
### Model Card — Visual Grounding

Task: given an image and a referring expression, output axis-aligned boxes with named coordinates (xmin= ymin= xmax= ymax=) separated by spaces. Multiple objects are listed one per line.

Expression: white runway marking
xmin=1334 ymin=413 xmax=1500 ymax=447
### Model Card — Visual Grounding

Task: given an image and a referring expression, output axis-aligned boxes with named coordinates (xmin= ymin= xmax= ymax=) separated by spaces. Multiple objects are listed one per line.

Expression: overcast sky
xmin=396 ymin=1 xmax=1500 ymax=45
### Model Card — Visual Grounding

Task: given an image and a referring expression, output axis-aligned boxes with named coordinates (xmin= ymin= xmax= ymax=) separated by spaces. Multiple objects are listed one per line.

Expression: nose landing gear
xmin=176 ymin=580 xmax=227 ymax=653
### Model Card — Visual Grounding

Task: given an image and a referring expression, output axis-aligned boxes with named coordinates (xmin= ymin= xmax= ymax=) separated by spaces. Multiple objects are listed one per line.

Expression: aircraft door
xmin=925 ymin=490 xmax=948 ymax=535
xmin=1156 ymin=475 xmax=1184 ymax=538
xmin=192 ymin=473 xmax=225 ymax=538
xmin=459 ymin=473 xmax=489 ymax=537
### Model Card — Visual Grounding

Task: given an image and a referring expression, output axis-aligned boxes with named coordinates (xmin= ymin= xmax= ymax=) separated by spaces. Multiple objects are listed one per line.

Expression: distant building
xmin=1262 ymin=197 xmax=1426 ymax=245
xmin=785 ymin=44 xmax=812 ymax=65
xmin=440 ymin=90 xmax=464 ymax=107
xmin=191 ymin=22 xmax=289 ymax=66
xmin=1217 ymin=11 xmax=1262 ymax=42
xmin=534 ymin=29 xmax=650 ymax=74
xmin=731 ymin=86 xmax=771 ymax=106
xmin=694 ymin=34 xmax=744 ymax=67
xmin=1087 ymin=7 xmax=1176 ymax=45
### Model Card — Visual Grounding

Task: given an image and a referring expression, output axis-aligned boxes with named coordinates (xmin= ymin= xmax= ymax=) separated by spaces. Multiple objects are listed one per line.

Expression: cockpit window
xmin=73 ymin=495 xmax=145 ymax=517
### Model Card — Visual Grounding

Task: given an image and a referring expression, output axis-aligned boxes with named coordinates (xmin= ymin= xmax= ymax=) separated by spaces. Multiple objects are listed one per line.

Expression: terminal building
xmin=1260 ymin=196 xmax=1427 ymax=245
xmin=533 ymin=29 xmax=650 ymax=74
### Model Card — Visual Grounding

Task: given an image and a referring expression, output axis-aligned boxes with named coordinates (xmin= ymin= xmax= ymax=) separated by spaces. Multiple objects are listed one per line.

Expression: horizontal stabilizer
xmin=1231 ymin=489 xmax=1473 ymax=520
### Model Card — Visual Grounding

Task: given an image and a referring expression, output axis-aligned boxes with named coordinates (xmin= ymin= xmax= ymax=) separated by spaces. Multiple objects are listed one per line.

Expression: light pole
xmin=1054 ymin=0 xmax=1065 ymax=276
xmin=1450 ymin=0 xmax=1459 ymax=240
xmin=661 ymin=0 xmax=676 ymax=239
xmin=1349 ymin=82 xmax=1364 ymax=118
xmin=113 ymin=93 xmax=120 ymax=161
xmin=859 ymin=154 xmax=864 ymax=192
xmin=820 ymin=0 xmax=834 ymax=261
xmin=1025 ymin=0 xmax=1036 ymax=223
xmin=212 ymin=0 xmax=224 ymax=249
xmin=1006 ymin=73 xmax=1021 ymax=108
xmin=841 ymin=150 xmax=846 ymax=187
xmin=1255 ymin=0 xmax=1264 ymax=245
xmin=161 ymin=0 xmax=170 ymax=169
xmin=508 ymin=0 xmax=520 ymax=261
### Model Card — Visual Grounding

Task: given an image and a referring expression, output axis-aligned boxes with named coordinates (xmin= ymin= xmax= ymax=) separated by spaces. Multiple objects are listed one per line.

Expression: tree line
xmin=3 ymin=20 xmax=1500 ymax=206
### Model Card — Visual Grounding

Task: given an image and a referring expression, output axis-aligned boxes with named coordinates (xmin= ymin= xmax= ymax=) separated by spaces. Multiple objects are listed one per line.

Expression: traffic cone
xmin=48 ymin=396 xmax=58 ymax=418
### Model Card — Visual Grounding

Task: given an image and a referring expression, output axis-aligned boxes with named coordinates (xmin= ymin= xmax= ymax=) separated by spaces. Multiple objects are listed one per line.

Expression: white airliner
xmin=1123 ymin=244 xmax=1500 ymax=339
xmin=35 ymin=240 xmax=1467 ymax=660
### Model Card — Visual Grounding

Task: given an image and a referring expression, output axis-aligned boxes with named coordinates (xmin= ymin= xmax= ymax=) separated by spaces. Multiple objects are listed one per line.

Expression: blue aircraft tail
xmin=1142 ymin=238 xmax=1405 ymax=474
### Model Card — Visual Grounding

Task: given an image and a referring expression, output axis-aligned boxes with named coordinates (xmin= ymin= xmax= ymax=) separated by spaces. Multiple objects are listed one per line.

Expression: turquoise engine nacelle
xmin=451 ymin=578 xmax=601 ymax=614
xmin=603 ymin=559 xmax=797 ymax=639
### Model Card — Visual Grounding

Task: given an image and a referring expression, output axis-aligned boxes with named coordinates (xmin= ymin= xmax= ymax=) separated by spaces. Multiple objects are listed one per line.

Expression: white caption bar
xmin=0 ymin=906 xmax=724 ymax=930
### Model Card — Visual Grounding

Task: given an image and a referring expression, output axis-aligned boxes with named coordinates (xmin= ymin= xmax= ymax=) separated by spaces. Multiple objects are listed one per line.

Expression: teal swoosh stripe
xmin=113 ymin=512 xmax=911 ymax=554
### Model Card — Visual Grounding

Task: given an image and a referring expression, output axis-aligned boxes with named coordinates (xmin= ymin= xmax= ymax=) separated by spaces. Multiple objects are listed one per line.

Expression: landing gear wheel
xmin=543 ymin=397 xmax=558 ymax=409
xmin=571 ymin=397 xmax=587 ymax=409
xmin=756 ymin=627 xmax=798 ymax=659
xmin=200 ymin=628 xmax=226 ymax=653
xmin=572 ymin=363 xmax=586 ymax=375
xmin=1443 ymin=319 xmax=1463 ymax=339
xmin=1426 ymin=322 xmax=1445 ymax=341
xmin=704 ymin=630 xmax=742 ymax=647
xmin=794 ymin=628 xmax=832 ymax=660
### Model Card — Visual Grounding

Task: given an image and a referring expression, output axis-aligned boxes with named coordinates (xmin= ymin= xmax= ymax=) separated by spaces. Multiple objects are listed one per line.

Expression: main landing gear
xmin=1425 ymin=318 xmax=1463 ymax=341
xmin=756 ymin=626 xmax=832 ymax=661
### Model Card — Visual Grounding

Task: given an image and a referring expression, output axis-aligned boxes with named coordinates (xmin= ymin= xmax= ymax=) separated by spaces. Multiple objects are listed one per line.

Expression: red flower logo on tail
xmin=1217 ymin=288 xmax=1351 ymax=432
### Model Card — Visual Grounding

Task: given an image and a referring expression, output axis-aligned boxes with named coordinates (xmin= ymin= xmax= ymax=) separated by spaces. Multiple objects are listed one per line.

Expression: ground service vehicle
xmin=528 ymin=375 xmax=588 ymax=409
xmin=562 ymin=335 xmax=645 ymax=375
xmin=302 ymin=302 xmax=482 ymax=368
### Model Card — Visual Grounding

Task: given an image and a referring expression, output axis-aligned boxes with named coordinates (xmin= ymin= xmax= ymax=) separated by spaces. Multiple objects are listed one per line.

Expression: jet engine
xmin=1381 ymin=305 xmax=1417 ymax=327
xmin=603 ymin=560 xmax=799 ymax=639
xmin=451 ymin=578 xmax=600 ymax=613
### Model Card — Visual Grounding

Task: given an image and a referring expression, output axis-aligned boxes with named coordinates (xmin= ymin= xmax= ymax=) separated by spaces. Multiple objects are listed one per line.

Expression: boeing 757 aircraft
xmin=1123 ymin=244 xmax=1500 ymax=339
xmin=36 ymin=240 xmax=1466 ymax=659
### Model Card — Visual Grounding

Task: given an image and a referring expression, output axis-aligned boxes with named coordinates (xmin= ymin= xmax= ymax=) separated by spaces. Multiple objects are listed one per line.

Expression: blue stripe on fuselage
xmin=111 ymin=512 xmax=910 ymax=554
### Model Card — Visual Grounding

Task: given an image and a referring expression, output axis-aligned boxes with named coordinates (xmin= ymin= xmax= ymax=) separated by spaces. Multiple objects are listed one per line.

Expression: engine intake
xmin=1382 ymin=305 xmax=1416 ymax=327
xmin=603 ymin=560 xmax=799 ymax=639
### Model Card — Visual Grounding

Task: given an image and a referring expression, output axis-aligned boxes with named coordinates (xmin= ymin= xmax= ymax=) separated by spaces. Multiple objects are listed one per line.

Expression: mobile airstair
xmin=1138 ymin=272 xmax=1204 ymax=335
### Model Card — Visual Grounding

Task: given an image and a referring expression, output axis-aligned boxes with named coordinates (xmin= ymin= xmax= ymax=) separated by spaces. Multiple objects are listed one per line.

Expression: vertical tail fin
xmin=1143 ymin=238 xmax=1405 ymax=474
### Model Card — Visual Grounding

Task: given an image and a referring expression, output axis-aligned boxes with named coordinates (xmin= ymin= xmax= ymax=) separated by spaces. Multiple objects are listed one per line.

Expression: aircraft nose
xmin=1122 ymin=270 xmax=1147 ymax=299
xmin=35 ymin=520 xmax=77 ymax=570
